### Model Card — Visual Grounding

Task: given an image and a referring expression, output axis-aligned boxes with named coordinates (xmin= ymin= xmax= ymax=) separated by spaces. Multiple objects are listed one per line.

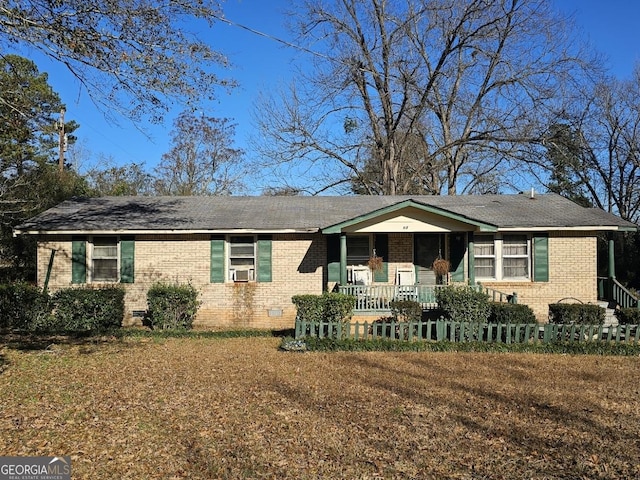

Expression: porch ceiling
xmin=322 ymin=200 xmax=497 ymax=234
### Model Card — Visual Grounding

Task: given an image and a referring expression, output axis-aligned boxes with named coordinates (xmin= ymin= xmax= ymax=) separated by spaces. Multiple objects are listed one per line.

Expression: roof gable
xmin=322 ymin=199 xmax=498 ymax=233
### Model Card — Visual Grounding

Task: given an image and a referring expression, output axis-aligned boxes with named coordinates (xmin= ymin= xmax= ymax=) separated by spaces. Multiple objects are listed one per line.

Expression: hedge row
xmin=297 ymin=337 xmax=640 ymax=356
xmin=0 ymin=283 xmax=124 ymax=332
xmin=0 ymin=281 xmax=202 ymax=333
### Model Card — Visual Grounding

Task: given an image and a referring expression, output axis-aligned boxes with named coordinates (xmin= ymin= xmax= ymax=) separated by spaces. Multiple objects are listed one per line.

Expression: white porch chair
xmin=351 ymin=266 xmax=371 ymax=285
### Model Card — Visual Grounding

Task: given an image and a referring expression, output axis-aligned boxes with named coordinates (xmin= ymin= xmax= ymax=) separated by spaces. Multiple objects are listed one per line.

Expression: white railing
xmin=338 ymin=284 xmax=516 ymax=312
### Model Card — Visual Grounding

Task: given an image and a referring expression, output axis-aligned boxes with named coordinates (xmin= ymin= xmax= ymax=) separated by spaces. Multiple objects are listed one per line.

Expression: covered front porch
xmin=322 ymin=199 xmax=520 ymax=314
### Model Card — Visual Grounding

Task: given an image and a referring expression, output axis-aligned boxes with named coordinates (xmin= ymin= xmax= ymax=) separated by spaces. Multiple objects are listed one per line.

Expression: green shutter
xmin=533 ymin=234 xmax=549 ymax=282
xmin=71 ymin=237 xmax=86 ymax=284
xmin=450 ymin=233 xmax=466 ymax=282
xmin=257 ymin=235 xmax=273 ymax=282
xmin=327 ymin=235 xmax=341 ymax=282
xmin=210 ymin=236 xmax=225 ymax=283
xmin=120 ymin=236 xmax=135 ymax=283
xmin=373 ymin=234 xmax=389 ymax=282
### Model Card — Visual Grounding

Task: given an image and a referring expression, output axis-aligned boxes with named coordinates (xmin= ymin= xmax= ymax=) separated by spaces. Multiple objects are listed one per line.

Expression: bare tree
xmin=535 ymin=68 xmax=640 ymax=223
xmin=254 ymin=0 xmax=592 ymax=195
xmin=154 ymin=111 xmax=245 ymax=195
xmin=85 ymin=158 xmax=156 ymax=196
xmin=0 ymin=0 xmax=233 ymax=124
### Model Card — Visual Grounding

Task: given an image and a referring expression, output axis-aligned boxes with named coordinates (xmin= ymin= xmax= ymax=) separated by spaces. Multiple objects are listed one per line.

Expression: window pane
xmin=503 ymin=258 xmax=528 ymax=278
xmin=94 ymin=245 xmax=118 ymax=257
xmin=93 ymin=259 xmax=118 ymax=281
xmin=347 ymin=236 xmax=370 ymax=265
xmin=230 ymin=258 xmax=255 ymax=267
xmin=475 ymin=258 xmax=495 ymax=278
xmin=503 ymin=235 xmax=528 ymax=256
xmin=230 ymin=244 xmax=254 ymax=257
xmin=474 ymin=237 xmax=495 ymax=256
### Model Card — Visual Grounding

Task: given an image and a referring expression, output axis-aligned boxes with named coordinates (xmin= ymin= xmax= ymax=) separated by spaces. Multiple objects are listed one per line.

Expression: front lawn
xmin=0 ymin=335 xmax=638 ymax=479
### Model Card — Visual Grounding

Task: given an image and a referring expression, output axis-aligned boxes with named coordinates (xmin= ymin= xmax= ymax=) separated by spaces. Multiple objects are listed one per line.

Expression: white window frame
xmin=89 ymin=236 xmax=120 ymax=283
xmin=474 ymin=234 xmax=531 ymax=281
xmin=228 ymin=235 xmax=256 ymax=282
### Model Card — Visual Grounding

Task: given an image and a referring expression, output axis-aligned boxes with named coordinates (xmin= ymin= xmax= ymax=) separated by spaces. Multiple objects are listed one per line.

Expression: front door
xmin=414 ymin=234 xmax=443 ymax=286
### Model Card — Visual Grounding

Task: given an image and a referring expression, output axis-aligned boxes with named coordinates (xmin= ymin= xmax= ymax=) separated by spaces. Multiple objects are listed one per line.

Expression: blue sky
xmin=22 ymin=0 xmax=640 ymax=193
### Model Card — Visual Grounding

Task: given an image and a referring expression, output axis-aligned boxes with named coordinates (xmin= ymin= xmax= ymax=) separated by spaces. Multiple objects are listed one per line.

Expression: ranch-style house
xmin=14 ymin=193 xmax=637 ymax=328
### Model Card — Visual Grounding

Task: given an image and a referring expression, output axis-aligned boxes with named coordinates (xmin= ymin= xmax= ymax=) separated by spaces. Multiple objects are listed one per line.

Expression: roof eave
xmin=14 ymin=227 xmax=320 ymax=236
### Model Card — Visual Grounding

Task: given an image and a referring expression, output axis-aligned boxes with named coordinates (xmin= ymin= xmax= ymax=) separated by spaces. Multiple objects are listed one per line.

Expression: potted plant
xmin=432 ymin=257 xmax=450 ymax=284
xmin=368 ymin=250 xmax=384 ymax=284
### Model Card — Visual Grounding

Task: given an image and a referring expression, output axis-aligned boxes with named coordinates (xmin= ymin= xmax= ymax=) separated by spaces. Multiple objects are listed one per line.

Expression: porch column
xmin=467 ymin=233 xmax=475 ymax=285
xmin=340 ymin=233 xmax=347 ymax=285
xmin=608 ymin=233 xmax=616 ymax=279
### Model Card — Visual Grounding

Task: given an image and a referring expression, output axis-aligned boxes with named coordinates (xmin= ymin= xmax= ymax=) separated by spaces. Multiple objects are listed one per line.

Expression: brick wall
xmin=479 ymin=232 xmax=598 ymax=321
xmin=35 ymin=231 xmax=600 ymax=328
xmin=36 ymin=233 xmax=326 ymax=329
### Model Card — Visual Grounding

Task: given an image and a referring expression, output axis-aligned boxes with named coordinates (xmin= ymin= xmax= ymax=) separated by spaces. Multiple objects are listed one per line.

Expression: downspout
xmin=43 ymin=249 xmax=57 ymax=292
xmin=339 ymin=233 xmax=347 ymax=286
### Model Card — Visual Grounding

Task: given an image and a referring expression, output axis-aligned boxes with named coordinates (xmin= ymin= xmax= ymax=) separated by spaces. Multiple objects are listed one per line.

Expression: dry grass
xmin=0 ymin=335 xmax=639 ymax=479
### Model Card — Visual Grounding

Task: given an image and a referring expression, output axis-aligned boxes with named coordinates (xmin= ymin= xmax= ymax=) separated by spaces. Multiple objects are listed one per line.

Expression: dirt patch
xmin=0 ymin=336 xmax=638 ymax=479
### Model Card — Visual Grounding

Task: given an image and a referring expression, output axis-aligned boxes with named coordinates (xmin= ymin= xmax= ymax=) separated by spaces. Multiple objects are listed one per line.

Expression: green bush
xmin=489 ymin=302 xmax=536 ymax=324
xmin=292 ymin=293 xmax=355 ymax=339
xmin=144 ymin=282 xmax=201 ymax=330
xmin=0 ymin=282 xmax=50 ymax=330
xmin=47 ymin=286 xmax=125 ymax=332
xmin=436 ymin=286 xmax=491 ymax=323
xmin=614 ymin=308 xmax=640 ymax=325
xmin=548 ymin=303 xmax=605 ymax=325
xmin=389 ymin=299 xmax=423 ymax=323
xmin=292 ymin=293 xmax=355 ymax=323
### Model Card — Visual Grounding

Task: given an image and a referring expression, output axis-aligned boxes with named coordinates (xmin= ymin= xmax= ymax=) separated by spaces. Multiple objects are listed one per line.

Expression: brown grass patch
xmin=0 ymin=336 xmax=639 ymax=479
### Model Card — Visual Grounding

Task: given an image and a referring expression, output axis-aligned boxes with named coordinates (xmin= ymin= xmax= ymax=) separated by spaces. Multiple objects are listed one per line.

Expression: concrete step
xmin=598 ymin=301 xmax=618 ymax=327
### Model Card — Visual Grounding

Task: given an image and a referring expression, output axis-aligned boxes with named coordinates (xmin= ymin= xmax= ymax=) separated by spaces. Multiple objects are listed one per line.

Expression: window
xmin=502 ymin=235 xmax=529 ymax=279
xmin=229 ymin=236 xmax=255 ymax=281
xmin=347 ymin=236 xmax=370 ymax=265
xmin=474 ymin=234 xmax=531 ymax=281
xmin=91 ymin=237 xmax=119 ymax=282
xmin=474 ymin=236 xmax=496 ymax=278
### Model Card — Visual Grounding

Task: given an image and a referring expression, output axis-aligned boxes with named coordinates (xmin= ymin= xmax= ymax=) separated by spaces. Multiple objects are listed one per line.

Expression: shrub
xmin=436 ymin=286 xmax=491 ymax=323
xmin=292 ymin=293 xmax=355 ymax=339
xmin=389 ymin=299 xmax=422 ymax=323
xmin=47 ymin=286 xmax=125 ymax=332
xmin=0 ymin=282 xmax=50 ymax=330
xmin=489 ymin=302 xmax=536 ymax=324
xmin=144 ymin=282 xmax=201 ymax=330
xmin=614 ymin=308 xmax=640 ymax=325
xmin=292 ymin=293 xmax=355 ymax=324
xmin=548 ymin=303 xmax=605 ymax=325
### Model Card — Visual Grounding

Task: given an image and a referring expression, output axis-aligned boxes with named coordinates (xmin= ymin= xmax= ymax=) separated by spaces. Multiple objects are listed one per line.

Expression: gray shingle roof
xmin=14 ymin=194 xmax=637 ymax=234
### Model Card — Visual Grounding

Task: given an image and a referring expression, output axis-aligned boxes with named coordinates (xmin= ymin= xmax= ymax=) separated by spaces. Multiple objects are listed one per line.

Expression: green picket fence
xmin=294 ymin=319 xmax=640 ymax=344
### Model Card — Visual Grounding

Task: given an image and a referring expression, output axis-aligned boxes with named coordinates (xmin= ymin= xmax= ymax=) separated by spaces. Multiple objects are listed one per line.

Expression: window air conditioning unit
xmin=234 ymin=269 xmax=251 ymax=282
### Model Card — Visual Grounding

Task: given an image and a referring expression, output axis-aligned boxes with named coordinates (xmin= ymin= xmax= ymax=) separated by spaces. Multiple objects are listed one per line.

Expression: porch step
xmin=598 ymin=301 xmax=618 ymax=327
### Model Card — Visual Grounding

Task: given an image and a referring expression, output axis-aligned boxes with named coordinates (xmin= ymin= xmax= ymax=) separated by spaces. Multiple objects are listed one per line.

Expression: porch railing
xmin=295 ymin=318 xmax=640 ymax=344
xmin=337 ymin=284 xmax=516 ymax=312
xmin=598 ymin=277 xmax=639 ymax=309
